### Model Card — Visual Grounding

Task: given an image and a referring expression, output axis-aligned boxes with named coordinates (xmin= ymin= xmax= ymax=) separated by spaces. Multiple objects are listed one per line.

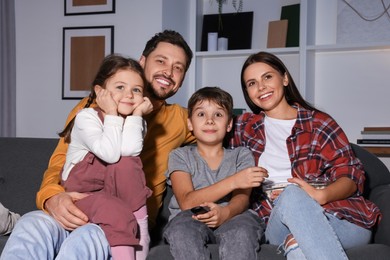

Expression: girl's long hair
xmin=58 ymin=54 xmax=146 ymax=143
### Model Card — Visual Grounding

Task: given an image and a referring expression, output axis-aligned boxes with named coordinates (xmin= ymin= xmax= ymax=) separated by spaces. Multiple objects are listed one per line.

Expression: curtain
xmin=0 ymin=0 xmax=16 ymax=137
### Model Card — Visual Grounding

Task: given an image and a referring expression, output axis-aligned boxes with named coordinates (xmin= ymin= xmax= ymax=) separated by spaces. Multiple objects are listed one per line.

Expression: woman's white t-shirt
xmin=258 ymin=115 xmax=295 ymax=186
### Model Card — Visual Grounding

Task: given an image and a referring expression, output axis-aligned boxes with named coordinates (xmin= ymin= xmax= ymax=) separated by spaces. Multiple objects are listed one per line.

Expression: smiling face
xmin=104 ymin=69 xmax=145 ymax=117
xmin=187 ymin=99 xmax=232 ymax=146
xmin=243 ymin=62 xmax=292 ymax=118
xmin=139 ymin=42 xmax=187 ymax=101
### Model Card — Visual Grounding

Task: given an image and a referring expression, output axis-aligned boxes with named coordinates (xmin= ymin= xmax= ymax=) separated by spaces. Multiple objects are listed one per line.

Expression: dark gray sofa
xmin=0 ymin=137 xmax=58 ymax=253
xmin=1 ymin=137 xmax=390 ymax=259
xmin=147 ymin=143 xmax=390 ymax=259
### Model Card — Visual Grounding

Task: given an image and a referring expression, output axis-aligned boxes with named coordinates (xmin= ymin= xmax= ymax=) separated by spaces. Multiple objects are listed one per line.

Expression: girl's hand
xmin=288 ymin=177 xmax=327 ymax=205
xmin=95 ymin=86 xmax=118 ymax=116
xmin=132 ymin=97 xmax=153 ymax=116
xmin=231 ymin=166 xmax=268 ymax=190
xmin=192 ymin=202 xmax=227 ymax=228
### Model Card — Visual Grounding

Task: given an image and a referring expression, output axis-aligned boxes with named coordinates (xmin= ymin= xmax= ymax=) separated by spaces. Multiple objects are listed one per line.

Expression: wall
xmin=315 ymin=0 xmax=390 ymax=168
xmin=13 ymin=0 xmax=390 ymax=169
xmin=15 ymin=0 xmax=163 ymax=138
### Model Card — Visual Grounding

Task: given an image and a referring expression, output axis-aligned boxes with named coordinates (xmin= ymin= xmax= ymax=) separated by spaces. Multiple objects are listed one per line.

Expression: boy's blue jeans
xmin=265 ymin=185 xmax=372 ymax=260
xmin=0 ymin=210 xmax=111 ymax=260
xmin=163 ymin=209 xmax=264 ymax=260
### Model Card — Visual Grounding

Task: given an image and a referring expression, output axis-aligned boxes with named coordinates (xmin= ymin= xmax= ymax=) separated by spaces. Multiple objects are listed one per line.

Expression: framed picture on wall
xmin=64 ymin=0 xmax=115 ymax=16
xmin=62 ymin=26 xmax=114 ymax=99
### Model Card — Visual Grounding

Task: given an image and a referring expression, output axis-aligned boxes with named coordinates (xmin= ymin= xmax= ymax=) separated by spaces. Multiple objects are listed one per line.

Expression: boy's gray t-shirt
xmin=165 ymin=145 xmax=255 ymax=220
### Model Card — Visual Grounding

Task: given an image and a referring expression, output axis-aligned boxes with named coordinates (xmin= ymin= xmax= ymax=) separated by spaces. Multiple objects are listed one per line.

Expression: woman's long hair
xmin=240 ymin=51 xmax=317 ymax=114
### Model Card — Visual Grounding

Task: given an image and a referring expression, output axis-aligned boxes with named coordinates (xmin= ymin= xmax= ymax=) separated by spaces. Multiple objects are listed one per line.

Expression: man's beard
xmin=146 ymin=82 xmax=176 ymax=101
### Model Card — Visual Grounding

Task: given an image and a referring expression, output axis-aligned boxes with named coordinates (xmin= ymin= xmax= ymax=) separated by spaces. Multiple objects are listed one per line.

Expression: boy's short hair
xmin=187 ymin=87 xmax=233 ymax=121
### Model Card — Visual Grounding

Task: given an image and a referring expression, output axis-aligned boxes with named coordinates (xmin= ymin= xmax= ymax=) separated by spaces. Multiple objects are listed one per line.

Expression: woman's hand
xmin=289 ymin=177 xmax=357 ymax=205
xmin=288 ymin=177 xmax=327 ymax=204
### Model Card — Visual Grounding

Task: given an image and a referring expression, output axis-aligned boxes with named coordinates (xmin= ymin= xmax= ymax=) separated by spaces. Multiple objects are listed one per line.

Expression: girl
xmin=231 ymin=51 xmax=381 ymax=259
xmin=59 ymin=54 xmax=153 ymax=260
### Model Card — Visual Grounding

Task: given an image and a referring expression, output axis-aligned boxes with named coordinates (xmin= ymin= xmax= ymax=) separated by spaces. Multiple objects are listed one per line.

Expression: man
xmin=1 ymin=30 xmax=195 ymax=259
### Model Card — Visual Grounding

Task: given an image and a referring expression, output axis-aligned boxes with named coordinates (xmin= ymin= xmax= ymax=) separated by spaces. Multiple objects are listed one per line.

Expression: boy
xmin=163 ymin=87 xmax=268 ymax=259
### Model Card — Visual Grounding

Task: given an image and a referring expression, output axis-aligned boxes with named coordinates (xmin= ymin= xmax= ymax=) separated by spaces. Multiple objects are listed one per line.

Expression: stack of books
xmin=357 ymin=127 xmax=390 ymax=157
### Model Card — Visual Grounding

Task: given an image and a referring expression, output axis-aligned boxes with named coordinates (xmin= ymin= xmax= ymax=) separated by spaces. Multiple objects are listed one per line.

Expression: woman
xmin=231 ymin=51 xmax=381 ymax=259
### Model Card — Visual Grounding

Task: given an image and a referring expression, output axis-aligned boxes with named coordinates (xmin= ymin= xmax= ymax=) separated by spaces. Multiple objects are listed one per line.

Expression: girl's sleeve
xmin=121 ymin=115 xmax=146 ymax=156
xmin=75 ymin=109 xmax=123 ymax=163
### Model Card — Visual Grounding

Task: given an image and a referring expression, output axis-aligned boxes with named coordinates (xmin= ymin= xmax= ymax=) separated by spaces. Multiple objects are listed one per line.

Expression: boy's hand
xmin=192 ymin=202 xmax=227 ymax=228
xmin=132 ymin=97 xmax=153 ymax=116
xmin=232 ymin=166 xmax=268 ymax=190
xmin=95 ymin=86 xmax=118 ymax=116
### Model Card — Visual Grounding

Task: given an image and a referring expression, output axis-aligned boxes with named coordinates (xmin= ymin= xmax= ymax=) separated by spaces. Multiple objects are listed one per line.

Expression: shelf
xmin=196 ymin=43 xmax=390 ymax=57
xmin=196 ymin=47 xmax=300 ymax=58
xmin=307 ymin=42 xmax=390 ymax=53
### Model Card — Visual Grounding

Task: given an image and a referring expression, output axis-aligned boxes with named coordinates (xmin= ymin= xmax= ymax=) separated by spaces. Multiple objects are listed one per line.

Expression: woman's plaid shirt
xmin=231 ymin=105 xmax=381 ymax=229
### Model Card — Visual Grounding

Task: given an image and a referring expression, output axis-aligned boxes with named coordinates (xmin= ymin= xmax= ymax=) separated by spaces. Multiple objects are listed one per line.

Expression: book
xmin=361 ymin=131 xmax=390 ymax=135
xmin=280 ymin=4 xmax=300 ymax=47
xmin=364 ymin=127 xmax=390 ymax=132
xmin=360 ymin=146 xmax=390 ymax=157
xmin=267 ymin=20 xmax=288 ymax=48
xmin=361 ymin=133 xmax=390 ymax=139
xmin=357 ymin=139 xmax=390 ymax=145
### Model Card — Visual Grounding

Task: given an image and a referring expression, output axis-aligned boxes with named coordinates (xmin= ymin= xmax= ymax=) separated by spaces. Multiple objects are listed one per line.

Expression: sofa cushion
xmin=350 ymin=143 xmax=390 ymax=195
xmin=369 ymin=184 xmax=390 ymax=246
xmin=0 ymin=137 xmax=58 ymax=215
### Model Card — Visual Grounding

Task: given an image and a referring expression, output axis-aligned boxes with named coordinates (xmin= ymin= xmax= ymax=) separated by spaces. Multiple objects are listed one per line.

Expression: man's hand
xmin=44 ymin=192 xmax=89 ymax=230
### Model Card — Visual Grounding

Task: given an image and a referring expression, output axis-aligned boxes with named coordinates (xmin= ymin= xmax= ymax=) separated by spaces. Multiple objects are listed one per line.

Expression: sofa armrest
xmin=369 ymin=184 xmax=390 ymax=246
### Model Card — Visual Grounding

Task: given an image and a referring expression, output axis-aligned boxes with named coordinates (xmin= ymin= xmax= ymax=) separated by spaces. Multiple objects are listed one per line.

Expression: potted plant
xmin=214 ymin=0 xmax=243 ymax=31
